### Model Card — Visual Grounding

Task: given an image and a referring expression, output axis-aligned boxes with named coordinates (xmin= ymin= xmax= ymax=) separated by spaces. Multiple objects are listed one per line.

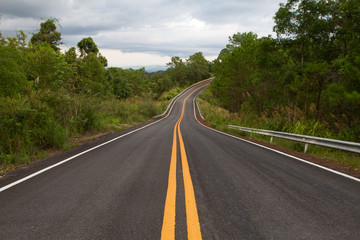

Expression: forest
xmin=0 ymin=18 xmax=211 ymax=169
xmin=206 ymin=0 xmax=360 ymax=143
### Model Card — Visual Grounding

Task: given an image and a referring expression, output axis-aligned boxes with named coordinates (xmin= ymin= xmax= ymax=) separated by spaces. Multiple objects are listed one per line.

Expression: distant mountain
xmin=144 ymin=65 xmax=168 ymax=72
xmin=120 ymin=65 xmax=168 ymax=72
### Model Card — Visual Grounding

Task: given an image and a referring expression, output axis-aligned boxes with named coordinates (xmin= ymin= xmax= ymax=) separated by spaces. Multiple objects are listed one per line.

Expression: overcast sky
xmin=0 ymin=0 xmax=285 ymax=68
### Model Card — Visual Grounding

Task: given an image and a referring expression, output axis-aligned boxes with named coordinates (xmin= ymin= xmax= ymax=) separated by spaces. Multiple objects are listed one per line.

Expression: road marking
xmin=161 ymin=85 xmax=207 ymax=240
xmin=161 ymin=119 xmax=180 ymax=240
xmin=178 ymin=123 xmax=202 ymax=240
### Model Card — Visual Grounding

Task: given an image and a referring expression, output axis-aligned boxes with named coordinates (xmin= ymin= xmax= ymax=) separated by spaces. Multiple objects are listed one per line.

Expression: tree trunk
xmin=301 ymin=39 xmax=305 ymax=66
xmin=287 ymin=88 xmax=291 ymax=122
xmin=316 ymin=79 xmax=323 ymax=121
xmin=294 ymin=91 xmax=299 ymax=122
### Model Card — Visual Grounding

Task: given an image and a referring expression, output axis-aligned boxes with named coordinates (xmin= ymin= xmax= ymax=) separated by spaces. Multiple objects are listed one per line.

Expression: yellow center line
xmin=178 ymin=120 xmax=202 ymax=240
xmin=161 ymin=118 xmax=180 ymax=240
xmin=161 ymin=84 xmax=208 ymax=240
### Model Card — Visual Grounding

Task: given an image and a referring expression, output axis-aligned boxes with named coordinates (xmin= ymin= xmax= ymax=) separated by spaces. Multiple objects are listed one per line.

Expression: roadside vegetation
xmin=2 ymin=0 xmax=359 ymax=172
xmin=198 ymin=88 xmax=360 ymax=169
xmin=0 ymin=18 xmax=211 ymax=172
xmin=200 ymin=0 xmax=360 ymax=169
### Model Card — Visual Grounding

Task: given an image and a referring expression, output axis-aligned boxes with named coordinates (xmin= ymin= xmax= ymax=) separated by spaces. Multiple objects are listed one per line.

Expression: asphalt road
xmin=1 ymin=82 xmax=360 ymax=240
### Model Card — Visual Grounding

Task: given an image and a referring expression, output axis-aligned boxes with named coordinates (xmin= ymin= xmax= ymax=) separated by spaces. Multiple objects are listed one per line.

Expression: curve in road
xmin=0 ymin=81 xmax=360 ymax=240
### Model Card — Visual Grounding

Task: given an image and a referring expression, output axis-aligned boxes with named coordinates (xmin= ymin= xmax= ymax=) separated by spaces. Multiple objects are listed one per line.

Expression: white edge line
xmin=193 ymin=88 xmax=360 ymax=184
xmin=0 ymin=80 xmax=203 ymax=193
xmin=0 ymin=121 xmax=157 ymax=193
xmin=154 ymin=77 xmax=213 ymax=118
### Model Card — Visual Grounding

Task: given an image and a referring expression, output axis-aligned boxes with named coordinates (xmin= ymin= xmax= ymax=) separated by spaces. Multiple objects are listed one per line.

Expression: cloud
xmin=100 ymin=48 xmax=171 ymax=67
xmin=0 ymin=0 xmax=285 ymax=67
xmin=0 ymin=0 xmax=72 ymax=19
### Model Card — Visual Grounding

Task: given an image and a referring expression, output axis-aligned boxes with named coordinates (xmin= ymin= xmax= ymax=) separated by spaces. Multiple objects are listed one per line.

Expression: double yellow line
xmin=161 ymin=85 xmax=207 ymax=240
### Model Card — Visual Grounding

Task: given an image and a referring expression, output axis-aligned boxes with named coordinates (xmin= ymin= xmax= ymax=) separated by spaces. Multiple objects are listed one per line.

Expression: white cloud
xmin=0 ymin=0 xmax=285 ymax=67
xmin=100 ymin=48 xmax=170 ymax=67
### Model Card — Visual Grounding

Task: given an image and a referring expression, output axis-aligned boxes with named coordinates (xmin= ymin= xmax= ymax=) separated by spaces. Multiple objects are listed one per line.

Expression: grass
xmin=197 ymin=89 xmax=360 ymax=170
xmin=0 ymin=90 xmax=170 ymax=173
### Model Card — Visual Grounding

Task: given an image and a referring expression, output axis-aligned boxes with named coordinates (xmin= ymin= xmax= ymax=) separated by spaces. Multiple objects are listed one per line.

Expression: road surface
xmin=1 ymin=81 xmax=360 ymax=239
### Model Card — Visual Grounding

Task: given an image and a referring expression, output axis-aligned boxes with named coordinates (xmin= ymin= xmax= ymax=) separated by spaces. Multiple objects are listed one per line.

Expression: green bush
xmin=138 ymin=99 xmax=160 ymax=117
xmin=159 ymin=87 xmax=183 ymax=101
xmin=0 ymin=45 xmax=29 ymax=98
xmin=47 ymin=120 xmax=68 ymax=148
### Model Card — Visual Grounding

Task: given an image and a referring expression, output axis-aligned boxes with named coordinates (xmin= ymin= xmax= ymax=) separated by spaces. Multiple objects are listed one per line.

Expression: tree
xmin=77 ymin=37 xmax=107 ymax=67
xmin=212 ymin=32 xmax=260 ymax=112
xmin=98 ymin=53 xmax=108 ymax=67
xmin=125 ymin=68 xmax=148 ymax=96
xmin=273 ymin=0 xmax=332 ymax=65
xmin=65 ymin=47 xmax=77 ymax=65
xmin=327 ymin=83 xmax=360 ymax=129
xmin=107 ymin=68 xmax=132 ymax=99
xmin=186 ymin=52 xmax=210 ymax=84
xmin=6 ymin=31 xmax=28 ymax=50
xmin=303 ymin=62 xmax=331 ymax=120
xmin=26 ymin=44 xmax=73 ymax=90
xmin=31 ymin=18 xmax=62 ymax=51
xmin=228 ymin=32 xmax=258 ymax=48
xmin=75 ymin=37 xmax=110 ymax=94
xmin=77 ymin=37 xmax=99 ymax=57
xmin=149 ymin=71 xmax=173 ymax=98
xmin=333 ymin=0 xmax=360 ymax=57
xmin=0 ymin=44 xmax=28 ymax=98
xmin=77 ymin=52 xmax=109 ymax=95
xmin=332 ymin=0 xmax=360 ymax=92
xmin=167 ymin=56 xmax=187 ymax=85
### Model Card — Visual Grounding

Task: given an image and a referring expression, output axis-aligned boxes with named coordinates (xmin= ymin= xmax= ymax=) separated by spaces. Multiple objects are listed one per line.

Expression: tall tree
xmin=77 ymin=52 xmax=108 ymax=95
xmin=65 ymin=47 xmax=77 ymax=65
xmin=31 ymin=18 xmax=62 ymax=51
xmin=77 ymin=37 xmax=107 ymax=67
xmin=26 ymin=44 xmax=73 ymax=90
xmin=212 ymin=32 xmax=260 ymax=112
xmin=77 ymin=37 xmax=99 ymax=57
xmin=0 ymin=44 xmax=28 ymax=98
xmin=186 ymin=52 xmax=210 ymax=84
xmin=167 ymin=56 xmax=187 ymax=85
xmin=273 ymin=0 xmax=331 ymax=65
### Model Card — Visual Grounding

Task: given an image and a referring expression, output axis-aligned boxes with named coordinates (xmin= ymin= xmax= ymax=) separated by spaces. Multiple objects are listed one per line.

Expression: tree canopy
xmin=30 ymin=18 xmax=62 ymax=51
xmin=77 ymin=37 xmax=99 ymax=56
xmin=211 ymin=0 xmax=360 ymax=141
xmin=0 ymin=17 xmax=213 ymax=168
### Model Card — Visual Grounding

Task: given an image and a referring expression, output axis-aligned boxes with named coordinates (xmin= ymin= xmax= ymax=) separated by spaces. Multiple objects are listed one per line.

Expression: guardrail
xmin=194 ymin=98 xmax=205 ymax=121
xmin=228 ymin=125 xmax=360 ymax=154
xmin=153 ymin=77 xmax=214 ymax=119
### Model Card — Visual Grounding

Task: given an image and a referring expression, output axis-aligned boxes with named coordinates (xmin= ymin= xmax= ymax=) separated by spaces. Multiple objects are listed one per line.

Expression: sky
xmin=0 ymin=0 xmax=285 ymax=68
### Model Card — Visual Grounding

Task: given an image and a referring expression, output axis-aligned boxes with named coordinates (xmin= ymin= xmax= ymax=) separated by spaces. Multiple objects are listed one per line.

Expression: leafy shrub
xmin=0 ymin=45 xmax=29 ymax=98
xmin=138 ymin=99 xmax=160 ymax=117
xmin=159 ymin=87 xmax=183 ymax=101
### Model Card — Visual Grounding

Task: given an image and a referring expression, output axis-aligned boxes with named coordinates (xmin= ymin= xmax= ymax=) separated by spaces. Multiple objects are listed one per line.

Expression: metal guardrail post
xmin=303 ymin=138 xmax=308 ymax=153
